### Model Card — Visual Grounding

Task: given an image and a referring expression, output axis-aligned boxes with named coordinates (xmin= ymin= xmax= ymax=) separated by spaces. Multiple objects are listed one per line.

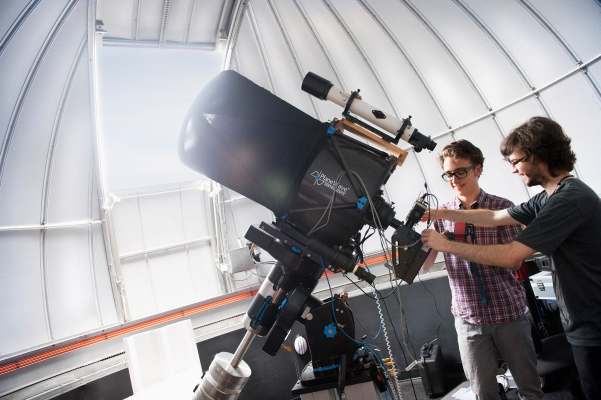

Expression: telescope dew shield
xmin=301 ymin=72 xmax=333 ymax=100
xmin=180 ymin=70 xmax=328 ymax=215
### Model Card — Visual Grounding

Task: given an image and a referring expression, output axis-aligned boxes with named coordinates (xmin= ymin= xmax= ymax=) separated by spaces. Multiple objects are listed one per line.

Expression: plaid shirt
xmin=434 ymin=190 xmax=528 ymax=325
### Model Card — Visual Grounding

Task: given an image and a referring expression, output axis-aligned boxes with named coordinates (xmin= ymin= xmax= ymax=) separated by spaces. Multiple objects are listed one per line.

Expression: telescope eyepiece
xmin=409 ymin=129 xmax=437 ymax=152
xmin=302 ymin=72 xmax=333 ymax=100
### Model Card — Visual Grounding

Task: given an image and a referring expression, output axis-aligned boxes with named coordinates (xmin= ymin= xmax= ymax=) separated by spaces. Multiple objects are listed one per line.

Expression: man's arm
xmin=424 ymin=208 xmax=519 ymax=227
xmin=421 ymin=229 xmax=535 ymax=270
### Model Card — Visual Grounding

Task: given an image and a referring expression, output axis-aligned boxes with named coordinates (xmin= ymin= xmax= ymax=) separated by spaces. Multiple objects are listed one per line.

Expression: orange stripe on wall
xmin=0 ymin=290 xmax=257 ymax=376
xmin=0 ymin=252 xmax=389 ymax=376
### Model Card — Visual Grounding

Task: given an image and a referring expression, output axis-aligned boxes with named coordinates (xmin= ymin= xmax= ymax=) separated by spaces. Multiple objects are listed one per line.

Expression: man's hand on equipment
xmin=421 ymin=229 xmax=449 ymax=252
xmin=420 ymin=208 xmax=446 ymax=222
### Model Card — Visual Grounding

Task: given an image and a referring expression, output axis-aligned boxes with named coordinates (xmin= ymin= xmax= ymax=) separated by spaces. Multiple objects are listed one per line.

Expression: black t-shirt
xmin=508 ymin=177 xmax=601 ymax=346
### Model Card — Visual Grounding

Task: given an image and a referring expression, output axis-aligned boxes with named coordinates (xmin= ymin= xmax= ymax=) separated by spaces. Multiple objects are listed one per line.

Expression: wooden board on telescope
xmin=335 ymin=119 xmax=408 ymax=166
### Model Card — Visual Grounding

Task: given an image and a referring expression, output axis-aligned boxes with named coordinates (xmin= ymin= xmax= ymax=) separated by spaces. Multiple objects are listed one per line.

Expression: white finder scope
xmin=301 ymin=72 xmax=436 ymax=152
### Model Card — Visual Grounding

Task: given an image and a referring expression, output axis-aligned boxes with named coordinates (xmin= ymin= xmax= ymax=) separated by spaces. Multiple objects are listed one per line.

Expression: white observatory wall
xmin=0 ymin=0 xmax=119 ymax=358
xmin=226 ymin=0 xmax=601 ymax=254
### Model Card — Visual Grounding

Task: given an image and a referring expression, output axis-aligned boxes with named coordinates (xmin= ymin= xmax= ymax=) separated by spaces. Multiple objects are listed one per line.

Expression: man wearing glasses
xmin=434 ymin=140 xmax=542 ymax=400
xmin=423 ymin=117 xmax=601 ymax=400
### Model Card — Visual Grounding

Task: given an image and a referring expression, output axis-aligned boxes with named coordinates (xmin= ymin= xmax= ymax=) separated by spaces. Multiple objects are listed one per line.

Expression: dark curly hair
xmin=501 ymin=116 xmax=576 ymax=176
xmin=439 ymin=139 xmax=484 ymax=167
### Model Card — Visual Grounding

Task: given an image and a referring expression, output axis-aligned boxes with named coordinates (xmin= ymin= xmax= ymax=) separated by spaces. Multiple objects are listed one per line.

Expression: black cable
xmin=359 ymin=226 xmax=375 ymax=246
xmin=381 ymin=293 xmax=419 ymax=400
xmin=307 ymin=171 xmax=341 ymax=237
xmin=329 ymin=135 xmax=363 ymax=198
xmin=344 ymin=273 xmax=419 ymax=399
xmin=417 ymin=186 xmax=445 ymax=341
xmin=323 ymin=270 xmax=398 ymax=399
xmin=390 ymin=279 xmax=419 ymax=360
xmin=343 ymin=273 xmax=377 ymax=300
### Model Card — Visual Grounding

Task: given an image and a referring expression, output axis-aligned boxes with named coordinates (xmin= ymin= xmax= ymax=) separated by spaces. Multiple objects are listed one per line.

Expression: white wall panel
xmin=45 ymin=46 xmax=92 ymax=223
xmin=232 ymin=11 xmax=270 ymax=90
xmin=410 ymin=0 xmax=530 ymax=109
xmin=0 ymin=231 xmax=48 ymax=356
xmin=0 ymin=0 xmax=69 ymax=154
xmin=328 ymin=0 xmax=448 ymax=136
xmin=91 ymin=223 xmax=119 ymax=325
xmin=45 ymin=228 xmax=100 ymax=339
xmin=100 ymin=0 xmax=228 ymax=45
xmin=528 ymin=0 xmax=601 ymax=62
xmin=120 ymin=243 xmax=223 ymax=320
xmin=186 ymin=0 xmax=224 ymax=44
xmin=98 ymin=0 xmax=136 ymax=39
xmin=112 ymin=186 xmax=222 ymax=320
xmin=162 ymin=0 xmax=195 ymax=43
xmin=365 ymin=0 xmax=487 ymax=127
xmin=148 ymin=251 xmax=195 ymax=312
xmin=135 ymin=0 xmax=162 ymax=41
xmin=187 ymin=245 xmax=223 ymax=300
xmin=120 ymin=259 xmax=158 ymax=318
xmin=590 ymin=62 xmax=601 ymax=105
xmin=461 ymin=0 xmax=574 ymax=88
xmin=296 ymin=0 xmax=395 ymax=118
xmin=247 ymin=0 xmax=316 ymax=117
xmin=111 ymin=197 xmax=145 ymax=255
xmin=0 ymin=0 xmax=80 ymax=225
xmin=266 ymin=0 xmax=341 ymax=120
xmin=230 ymin=52 xmax=239 ymax=71
xmin=139 ymin=193 xmax=185 ymax=249
xmin=181 ymin=188 xmax=211 ymax=239
xmin=542 ymin=74 xmax=601 ymax=194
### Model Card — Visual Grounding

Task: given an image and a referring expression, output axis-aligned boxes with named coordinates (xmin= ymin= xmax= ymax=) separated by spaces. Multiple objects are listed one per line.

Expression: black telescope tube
xmin=302 ymin=72 xmax=333 ymax=100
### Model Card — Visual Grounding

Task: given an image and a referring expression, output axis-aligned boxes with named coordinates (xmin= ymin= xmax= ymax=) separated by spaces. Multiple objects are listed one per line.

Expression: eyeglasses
xmin=506 ymin=154 xmax=529 ymax=167
xmin=441 ymin=165 xmax=475 ymax=182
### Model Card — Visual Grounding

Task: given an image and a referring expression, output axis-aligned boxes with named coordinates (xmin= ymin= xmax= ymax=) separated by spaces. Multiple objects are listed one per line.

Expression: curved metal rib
xmin=0 ymin=0 xmax=80 ymax=191
xmin=267 ymin=0 xmax=321 ymax=119
xmin=519 ymin=0 xmax=601 ymax=103
xmin=450 ymin=0 xmax=552 ymax=117
xmin=359 ymin=0 xmax=453 ymax=131
xmin=223 ymin=0 xmax=246 ymax=70
xmin=293 ymin=0 xmax=346 ymax=91
xmin=246 ymin=1 xmax=276 ymax=92
xmin=0 ymin=0 xmax=42 ymax=57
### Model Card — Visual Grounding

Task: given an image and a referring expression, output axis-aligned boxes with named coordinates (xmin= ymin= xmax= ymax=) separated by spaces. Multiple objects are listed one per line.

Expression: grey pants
xmin=455 ymin=315 xmax=543 ymax=400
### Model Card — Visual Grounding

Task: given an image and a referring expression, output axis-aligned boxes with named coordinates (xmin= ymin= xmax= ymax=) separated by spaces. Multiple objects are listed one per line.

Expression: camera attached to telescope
xmin=180 ymin=70 xmax=437 ymax=399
